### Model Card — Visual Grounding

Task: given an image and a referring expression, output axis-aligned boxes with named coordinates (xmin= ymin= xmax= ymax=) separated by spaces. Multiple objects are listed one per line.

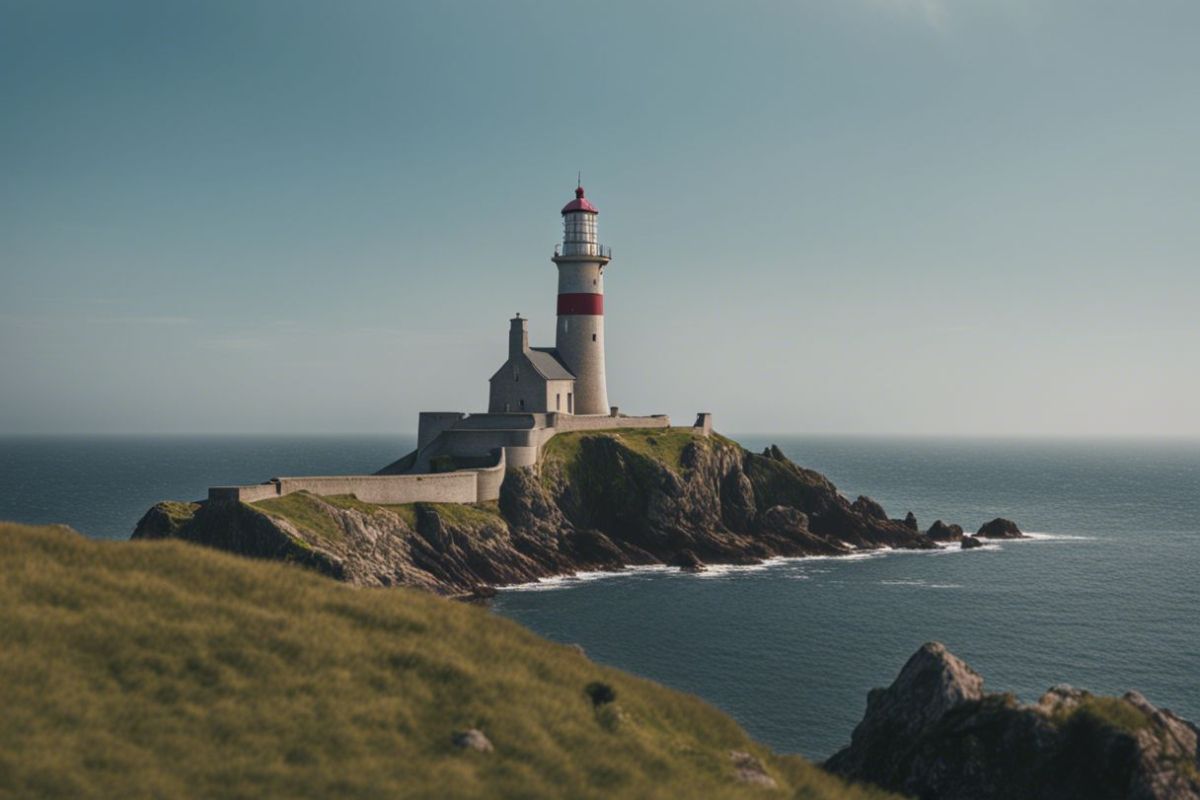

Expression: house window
xmin=519 ymin=398 xmax=525 ymax=410
xmin=568 ymin=393 xmax=573 ymax=414
xmin=556 ymin=393 xmax=561 ymax=410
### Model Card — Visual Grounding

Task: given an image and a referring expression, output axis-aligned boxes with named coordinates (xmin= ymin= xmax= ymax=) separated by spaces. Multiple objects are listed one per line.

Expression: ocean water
xmin=492 ymin=436 xmax=1200 ymax=758
xmin=1 ymin=434 xmax=1197 ymax=758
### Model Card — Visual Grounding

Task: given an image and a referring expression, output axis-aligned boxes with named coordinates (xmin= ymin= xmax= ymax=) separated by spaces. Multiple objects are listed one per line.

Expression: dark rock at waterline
xmin=960 ymin=536 xmax=985 ymax=549
xmin=902 ymin=512 xmax=919 ymax=531
xmin=976 ymin=517 xmax=1025 ymax=539
xmin=670 ymin=549 xmax=706 ymax=573
xmin=926 ymin=520 xmax=965 ymax=542
xmin=826 ymin=642 xmax=1200 ymax=800
xmin=851 ymin=495 xmax=888 ymax=521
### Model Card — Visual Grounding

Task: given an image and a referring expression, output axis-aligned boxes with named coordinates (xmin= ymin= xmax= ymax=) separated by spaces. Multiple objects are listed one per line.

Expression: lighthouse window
xmin=592 ymin=334 xmax=597 ymax=341
xmin=519 ymin=399 xmax=525 ymax=410
xmin=513 ymin=366 xmax=519 ymax=382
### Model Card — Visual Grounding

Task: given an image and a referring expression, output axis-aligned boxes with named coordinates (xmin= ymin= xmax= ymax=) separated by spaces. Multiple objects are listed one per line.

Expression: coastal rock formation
xmin=976 ymin=517 xmax=1025 ymax=539
xmin=135 ymin=430 xmax=962 ymax=595
xmin=960 ymin=536 xmax=985 ymax=549
xmin=826 ymin=642 xmax=1200 ymax=800
xmin=925 ymin=520 xmax=965 ymax=542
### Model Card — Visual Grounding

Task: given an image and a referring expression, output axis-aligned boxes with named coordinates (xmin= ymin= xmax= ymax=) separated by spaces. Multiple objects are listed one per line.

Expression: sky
xmin=1 ymin=0 xmax=1197 ymax=436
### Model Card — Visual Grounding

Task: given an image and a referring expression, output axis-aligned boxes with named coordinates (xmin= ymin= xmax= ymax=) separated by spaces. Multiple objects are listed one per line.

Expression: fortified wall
xmin=208 ymin=412 xmax=714 ymax=507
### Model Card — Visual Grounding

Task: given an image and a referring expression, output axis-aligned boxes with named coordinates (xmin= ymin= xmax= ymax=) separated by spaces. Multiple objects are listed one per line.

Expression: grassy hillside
xmin=0 ymin=522 xmax=893 ymax=799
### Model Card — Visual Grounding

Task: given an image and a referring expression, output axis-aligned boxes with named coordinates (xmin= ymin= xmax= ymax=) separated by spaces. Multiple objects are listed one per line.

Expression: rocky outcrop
xmin=976 ymin=517 xmax=1025 ymax=538
xmin=826 ymin=642 xmax=1200 ymax=800
xmin=960 ymin=536 xmax=985 ymax=549
xmin=850 ymin=495 xmax=887 ymax=521
xmin=926 ymin=520 xmax=965 ymax=542
xmin=134 ymin=432 xmax=981 ymax=595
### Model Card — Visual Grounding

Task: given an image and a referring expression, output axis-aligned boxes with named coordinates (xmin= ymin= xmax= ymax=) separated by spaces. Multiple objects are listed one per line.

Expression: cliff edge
xmin=134 ymin=430 xmax=947 ymax=595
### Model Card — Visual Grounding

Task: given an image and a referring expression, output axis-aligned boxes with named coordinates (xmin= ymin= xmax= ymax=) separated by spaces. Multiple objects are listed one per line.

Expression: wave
xmin=499 ymin=529 xmax=1093 ymax=592
xmin=502 ymin=564 xmax=674 ymax=592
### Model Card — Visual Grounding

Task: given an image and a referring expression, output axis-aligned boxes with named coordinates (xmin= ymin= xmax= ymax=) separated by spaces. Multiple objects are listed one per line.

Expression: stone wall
xmin=548 ymin=413 xmax=671 ymax=432
xmin=208 ymin=449 xmax=506 ymax=505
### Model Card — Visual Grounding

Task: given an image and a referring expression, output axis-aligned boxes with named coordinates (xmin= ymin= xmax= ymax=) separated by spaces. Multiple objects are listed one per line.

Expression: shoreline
xmin=496 ymin=530 xmax=1097 ymax=593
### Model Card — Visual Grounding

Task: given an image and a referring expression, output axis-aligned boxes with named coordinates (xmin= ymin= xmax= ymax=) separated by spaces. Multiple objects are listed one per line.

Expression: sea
xmin=2 ymin=434 xmax=1197 ymax=759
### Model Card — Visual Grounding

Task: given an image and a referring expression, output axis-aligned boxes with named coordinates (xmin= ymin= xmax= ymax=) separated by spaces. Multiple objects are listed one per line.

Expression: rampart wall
xmin=209 ymin=450 xmax=506 ymax=505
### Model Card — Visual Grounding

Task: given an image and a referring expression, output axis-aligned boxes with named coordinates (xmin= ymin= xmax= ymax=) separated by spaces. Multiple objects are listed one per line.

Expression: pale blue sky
xmin=2 ymin=0 xmax=1197 ymax=435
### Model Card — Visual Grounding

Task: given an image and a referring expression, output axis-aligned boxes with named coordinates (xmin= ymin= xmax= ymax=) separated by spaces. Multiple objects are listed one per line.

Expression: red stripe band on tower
xmin=557 ymin=293 xmax=604 ymax=315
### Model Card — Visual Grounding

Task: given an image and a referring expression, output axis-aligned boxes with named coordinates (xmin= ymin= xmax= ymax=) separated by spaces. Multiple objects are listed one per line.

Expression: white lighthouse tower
xmin=552 ymin=184 xmax=611 ymax=415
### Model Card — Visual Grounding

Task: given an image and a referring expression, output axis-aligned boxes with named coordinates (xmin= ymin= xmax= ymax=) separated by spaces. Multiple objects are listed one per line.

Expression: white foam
xmin=502 ymin=564 xmax=674 ymax=592
xmin=498 ymin=529 xmax=1088 ymax=593
xmin=880 ymin=578 xmax=964 ymax=589
xmin=1019 ymin=531 xmax=1097 ymax=541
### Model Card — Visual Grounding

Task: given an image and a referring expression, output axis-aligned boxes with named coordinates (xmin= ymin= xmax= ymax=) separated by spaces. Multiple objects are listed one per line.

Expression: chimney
xmin=509 ymin=315 xmax=528 ymax=359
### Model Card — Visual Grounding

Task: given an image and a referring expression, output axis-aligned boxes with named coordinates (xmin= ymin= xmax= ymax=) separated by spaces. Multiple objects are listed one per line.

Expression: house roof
xmin=487 ymin=349 xmax=575 ymax=384
xmin=528 ymin=348 xmax=575 ymax=381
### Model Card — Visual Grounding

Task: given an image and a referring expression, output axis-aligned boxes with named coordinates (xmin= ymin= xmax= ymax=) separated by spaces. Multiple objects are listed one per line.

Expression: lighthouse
xmin=552 ymin=185 xmax=611 ymax=415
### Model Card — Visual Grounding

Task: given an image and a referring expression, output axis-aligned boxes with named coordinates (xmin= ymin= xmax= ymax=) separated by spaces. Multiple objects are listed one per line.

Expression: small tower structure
xmin=552 ymin=184 xmax=611 ymax=415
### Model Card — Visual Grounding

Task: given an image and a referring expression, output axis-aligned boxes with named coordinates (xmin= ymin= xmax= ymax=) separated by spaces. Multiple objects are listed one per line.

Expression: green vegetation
xmin=0 ymin=522 xmax=893 ymax=799
xmin=1054 ymin=695 xmax=1153 ymax=734
xmin=417 ymin=500 xmax=507 ymax=531
xmin=156 ymin=501 xmax=200 ymax=534
xmin=252 ymin=492 xmax=350 ymax=543
xmin=541 ymin=427 xmax=717 ymax=478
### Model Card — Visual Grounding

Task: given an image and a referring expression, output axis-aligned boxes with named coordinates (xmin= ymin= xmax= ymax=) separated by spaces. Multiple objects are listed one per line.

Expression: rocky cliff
xmin=826 ymin=642 xmax=1200 ymax=800
xmin=134 ymin=429 xmax=953 ymax=595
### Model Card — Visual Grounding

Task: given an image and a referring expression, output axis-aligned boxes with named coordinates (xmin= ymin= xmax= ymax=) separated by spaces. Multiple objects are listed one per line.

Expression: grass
xmin=252 ymin=493 xmax=504 ymax=535
xmin=157 ymin=501 xmax=200 ymax=533
xmin=0 ymin=522 xmax=895 ymax=800
xmin=252 ymin=492 xmax=350 ymax=544
xmin=417 ymin=500 xmax=507 ymax=530
xmin=1055 ymin=695 xmax=1153 ymax=735
xmin=540 ymin=428 xmax=716 ymax=477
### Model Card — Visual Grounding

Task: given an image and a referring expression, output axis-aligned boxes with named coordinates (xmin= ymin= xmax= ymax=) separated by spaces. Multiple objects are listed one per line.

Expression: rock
xmin=826 ymin=642 xmax=984 ymax=781
xmin=136 ymin=432 xmax=941 ymax=595
xmin=926 ymin=520 xmax=965 ymax=542
xmin=851 ymin=495 xmax=888 ymax=520
xmin=730 ymin=751 xmax=777 ymax=788
xmin=451 ymin=729 xmax=493 ymax=753
xmin=670 ymin=549 xmax=706 ymax=573
xmin=960 ymin=536 xmax=984 ymax=549
xmin=976 ymin=517 xmax=1024 ymax=539
xmin=826 ymin=643 xmax=1200 ymax=800
xmin=903 ymin=511 xmax=919 ymax=531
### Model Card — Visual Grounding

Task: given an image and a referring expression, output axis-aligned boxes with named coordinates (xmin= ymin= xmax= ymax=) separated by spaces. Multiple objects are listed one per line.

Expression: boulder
xmin=730 ymin=751 xmax=777 ymax=788
xmin=903 ymin=512 xmax=919 ymax=531
xmin=976 ymin=517 xmax=1024 ymax=539
xmin=960 ymin=536 xmax=984 ymax=549
xmin=851 ymin=495 xmax=888 ymax=521
xmin=926 ymin=520 xmax=965 ymax=542
xmin=826 ymin=643 xmax=1200 ymax=800
xmin=451 ymin=729 xmax=494 ymax=753
xmin=670 ymin=549 xmax=706 ymax=573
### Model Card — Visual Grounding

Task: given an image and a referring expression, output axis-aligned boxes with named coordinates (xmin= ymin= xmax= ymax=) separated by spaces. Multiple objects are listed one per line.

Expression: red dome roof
xmin=561 ymin=185 xmax=598 ymax=215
